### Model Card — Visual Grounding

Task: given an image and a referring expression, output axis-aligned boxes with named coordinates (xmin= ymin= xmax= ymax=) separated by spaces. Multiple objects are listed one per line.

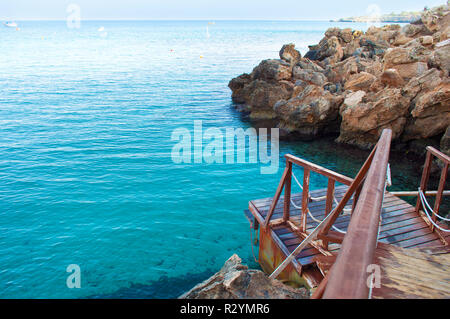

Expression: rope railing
xmin=418 ymin=188 xmax=450 ymax=231
xmin=290 ymin=197 xmax=347 ymax=234
xmin=262 ymin=154 xmax=354 ymax=229
xmin=415 ymin=146 xmax=449 ymax=236
xmin=291 ymin=171 xmax=352 ymax=215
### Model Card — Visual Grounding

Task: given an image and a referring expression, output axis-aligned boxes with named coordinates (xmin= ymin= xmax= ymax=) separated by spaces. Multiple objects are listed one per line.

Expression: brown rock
xmin=393 ymin=34 xmax=414 ymax=46
xmin=369 ymin=79 xmax=384 ymax=92
xmin=421 ymin=9 xmax=440 ymax=33
xmin=383 ymin=47 xmax=418 ymax=68
xmin=280 ymin=44 xmax=301 ymax=65
xmin=404 ymin=82 xmax=450 ymax=140
xmin=252 ymin=59 xmax=292 ymax=82
xmin=228 ymin=73 xmax=252 ymax=103
xmin=274 ymin=85 xmax=343 ymax=137
xmin=402 ymin=68 xmax=445 ymax=100
xmin=341 ymin=90 xmax=366 ymax=111
xmin=316 ymin=36 xmax=344 ymax=64
xmin=337 ymin=88 xmax=410 ymax=148
xmin=402 ymin=68 xmax=449 ymax=141
xmin=434 ymin=42 xmax=450 ymax=75
xmin=180 ymin=255 xmax=309 ymax=299
xmin=243 ymin=80 xmax=293 ymax=119
xmin=401 ymin=23 xmax=428 ymax=38
xmin=297 ymin=58 xmax=324 ymax=72
xmin=326 ymin=56 xmax=381 ymax=83
xmin=391 ymin=62 xmax=428 ymax=80
xmin=419 ymin=35 xmax=434 ymax=46
xmin=380 ymin=69 xmax=405 ymax=87
xmin=325 ymin=27 xmax=353 ymax=44
xmin=292 ymin=67 xmax=327 ymax=86
xmin=344 ymin=72 xmax=377 ymax=91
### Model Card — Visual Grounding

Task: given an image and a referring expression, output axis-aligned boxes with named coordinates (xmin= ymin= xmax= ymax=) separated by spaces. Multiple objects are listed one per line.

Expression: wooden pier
xmin=246 ymin=129 xmax=450 ymax=299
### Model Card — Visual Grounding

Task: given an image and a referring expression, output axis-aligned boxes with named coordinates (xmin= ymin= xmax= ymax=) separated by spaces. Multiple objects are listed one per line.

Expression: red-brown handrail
xmin=262 ymin=154 xmax=353 ymax=228
xmin=322 ymin=129 xmax=392 ymax=299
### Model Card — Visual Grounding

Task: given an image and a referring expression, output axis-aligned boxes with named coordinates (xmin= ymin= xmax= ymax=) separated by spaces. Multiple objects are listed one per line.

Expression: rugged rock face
xmin=338 ymin=89 xmax=411 ymax=148
xmin=275 ymin=85 xmax=343 ymax=137
xmin=441 ymin=125 xmax=450 ymax=156
xmin=179 ymin=255 xmax=309 ymax=299
xmin=229 ymin=3 xmax=450 ymax=148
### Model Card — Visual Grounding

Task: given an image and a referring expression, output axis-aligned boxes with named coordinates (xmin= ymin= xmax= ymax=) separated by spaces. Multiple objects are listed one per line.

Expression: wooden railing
xmin=321 ymin=129 xmax=392 ymax=299
xmin=263 ymin=154 xmax=353 ymax=230
xmin=415 ymin=146 xmax=450 ymax=237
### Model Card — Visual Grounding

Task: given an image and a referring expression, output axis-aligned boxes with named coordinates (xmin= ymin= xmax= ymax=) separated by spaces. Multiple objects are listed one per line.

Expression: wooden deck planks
xmin=372 ymin=244 xmax=450 ymax=299
xmin=250 ymin=186 xmax=447 ymax=268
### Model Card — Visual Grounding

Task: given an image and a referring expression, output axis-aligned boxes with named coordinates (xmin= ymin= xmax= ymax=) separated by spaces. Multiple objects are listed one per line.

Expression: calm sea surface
xmin=0 ymin=20 xmax=423 ymax=298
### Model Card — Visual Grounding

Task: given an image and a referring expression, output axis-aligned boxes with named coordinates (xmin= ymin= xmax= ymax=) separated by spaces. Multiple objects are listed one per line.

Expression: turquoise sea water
xmin=0 ymin=20 xmax=425 ymax=298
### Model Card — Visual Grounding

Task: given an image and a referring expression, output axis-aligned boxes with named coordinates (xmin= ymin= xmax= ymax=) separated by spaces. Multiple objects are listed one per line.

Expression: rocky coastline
xmin=229 ymin=3 xmax=450 ymax=154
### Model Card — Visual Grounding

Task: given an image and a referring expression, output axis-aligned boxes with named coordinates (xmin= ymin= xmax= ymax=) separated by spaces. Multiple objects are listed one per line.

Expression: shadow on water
xmin=87 ymin=270 xmax=216 ymax=299
xmin=87 ymin=258 xmax=261 ymax=299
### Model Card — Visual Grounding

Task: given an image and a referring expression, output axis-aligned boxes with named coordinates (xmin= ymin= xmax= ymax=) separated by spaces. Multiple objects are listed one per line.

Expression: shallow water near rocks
xmin=0 ymin=20 xmax=435 ymax=298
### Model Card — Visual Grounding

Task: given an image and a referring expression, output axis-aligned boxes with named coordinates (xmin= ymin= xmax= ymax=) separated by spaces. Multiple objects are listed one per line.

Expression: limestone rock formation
xmin=179 ymin=255 xmax=309 ymax=299
xmin=228 ymin=3 xmax=450 ymax=149
xmin=274 ymin=85 xmax=343 ymax=137
xmin=280 ymin=43 xmax=302 ymax=65
xmin=338 ymin=89 xmax=411 ymax=148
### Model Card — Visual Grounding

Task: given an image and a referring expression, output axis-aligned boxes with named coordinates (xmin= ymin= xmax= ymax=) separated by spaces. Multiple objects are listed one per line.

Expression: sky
xmin=0 ymin=0 xmax=447 ymax=20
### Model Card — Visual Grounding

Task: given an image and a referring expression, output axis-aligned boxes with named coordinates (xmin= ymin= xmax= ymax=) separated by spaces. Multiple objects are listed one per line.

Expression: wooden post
xmin=432 ymin=162 xmax=448 ymax=231
xmin=416 ymin=150 xmax=432 ymax=216
xmin=283 ymin=161 xmax=292 ymax=222
xmin=263 ymin=167 xmax=289 ymax=228
xmin=301 ymin=169 xmax=310 ymax=232
xmin=325 ymin=179 xmax=335 ymax=217
xmin=323 ymin=179 xmax=335 ymax=250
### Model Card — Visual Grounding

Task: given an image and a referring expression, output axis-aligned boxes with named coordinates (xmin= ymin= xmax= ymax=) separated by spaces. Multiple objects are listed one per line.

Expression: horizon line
xmin=1 ymin=18 xmax=342 ymax=22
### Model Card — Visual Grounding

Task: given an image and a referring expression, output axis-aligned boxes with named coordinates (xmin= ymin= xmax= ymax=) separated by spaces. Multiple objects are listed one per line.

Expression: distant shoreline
xmin=330 ymin=12 xmax=422 ymax=24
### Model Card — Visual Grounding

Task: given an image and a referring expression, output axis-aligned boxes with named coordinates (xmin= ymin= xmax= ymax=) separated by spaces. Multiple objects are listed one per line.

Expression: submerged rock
xmin=180 ymin=255 xmax=309 ymax=299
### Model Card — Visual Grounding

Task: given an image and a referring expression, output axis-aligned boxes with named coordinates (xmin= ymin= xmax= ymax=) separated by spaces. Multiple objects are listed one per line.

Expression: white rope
xmin=386 ymin=163 xmax=392 ymax=187
xmin=418 ymin=188 xmax=450 ymax=222
xmin=333 ymin=196 xmax=352 ymax=215
xmin=376 ymin=167 xmax=389 ymax=246
xmin=419 ymin=187 xmax=450 ymax=233
xmin=292 ymin=172 xmax=326 ymax=202
xmin=368 ymin=273 xmax=375 ymax=300
xmin=419 ymin=189 xmax=450 ymax=232
xmin=290 ymin=198 xmax=346 ymax=234
xmin=291 ymin=171 xmax=349 ymax=233
xmin=292 ymin=171 xmax=352 ymax=213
